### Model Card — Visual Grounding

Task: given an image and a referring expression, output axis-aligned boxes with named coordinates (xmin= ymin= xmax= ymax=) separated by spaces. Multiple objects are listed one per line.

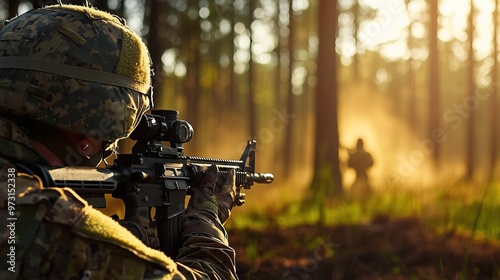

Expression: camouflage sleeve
xmin=174 ymin=166 xmax=238 ymax=279
xmin=0 ymin=158 xmax=234 ymax=280
xmin=175 ymin=212 xmax=237 ymax=279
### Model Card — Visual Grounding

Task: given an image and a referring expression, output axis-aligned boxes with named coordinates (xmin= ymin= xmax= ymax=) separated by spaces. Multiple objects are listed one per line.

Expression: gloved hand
xmin=186 ymin=165 xmax=236 ymax=224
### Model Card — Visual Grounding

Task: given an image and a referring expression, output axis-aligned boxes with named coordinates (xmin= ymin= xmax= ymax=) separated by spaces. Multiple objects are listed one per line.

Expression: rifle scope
xmin=130 ymin=110 xmax=193 ymax=144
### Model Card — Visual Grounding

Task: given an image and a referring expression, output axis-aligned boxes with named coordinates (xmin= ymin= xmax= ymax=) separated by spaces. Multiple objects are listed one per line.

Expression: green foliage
xmin=430 ymin=182 xmax=500 ymax=240
xmin=243 ymin=233 xmax=259 ymax=262
xmin=227 ymin=181 xmax=500 ymax=243
xmin=229 ymin=209 xmax=272 ymax=229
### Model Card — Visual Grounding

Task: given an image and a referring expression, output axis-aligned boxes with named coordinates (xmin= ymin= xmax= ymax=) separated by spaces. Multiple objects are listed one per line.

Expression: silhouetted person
xmin=348 ymin=138 xmax=374 ymax=201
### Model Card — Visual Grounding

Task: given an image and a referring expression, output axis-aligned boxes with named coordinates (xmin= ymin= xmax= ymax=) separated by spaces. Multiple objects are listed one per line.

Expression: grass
xmin=226 ymin=180 xmax=500 ymax=279
xmin=226 ymin=181 xmax=500 ymax=242
xmin=227 ymin=190 xmax=422 ymax=229
xmin=430 ymin=181 xmax=500 ymax=240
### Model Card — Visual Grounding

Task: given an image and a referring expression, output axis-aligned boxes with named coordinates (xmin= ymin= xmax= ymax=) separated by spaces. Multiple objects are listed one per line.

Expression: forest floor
xmin=229 ymin=215 xmax=500 ymax=280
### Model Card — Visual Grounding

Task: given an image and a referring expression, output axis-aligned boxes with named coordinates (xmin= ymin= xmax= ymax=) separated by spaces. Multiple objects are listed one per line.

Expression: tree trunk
xmin=183 ymin=2 xmax=202 ymax=154
xmin=466 ymin=0 xmax=475 ymax=180
xmin=147 ymin=0 xmax=162 ymax=97
xmin=406 ymin=0 xmax=417 ymax=129
xmin=309 ymin=0 xmax=342 ymax=201
xmin=28 ymin=0 xmax=42 ymax=9
xmin=8 ymin=0 xmax=19 ymax=19
xmin=352 ymin=0 xmax=359 ymax=80
xmin=490 ymin=0 xmax=499 ymax=181
xmin=284 ymin=0 xmax=295 ymax=176
xmin=91 ymin=0 xmax=108 ymax=11
xmin=229 ymin=0 xmax=237 ymax=114
xmin=247 ymin=0 xmax=257 ymax=139
xmin=428 ymin=0 xmax=440 ymax=164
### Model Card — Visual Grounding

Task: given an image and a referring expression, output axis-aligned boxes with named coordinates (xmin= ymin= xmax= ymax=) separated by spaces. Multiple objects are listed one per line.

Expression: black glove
xmin=186 ymin=165 xmax=236 ymax=224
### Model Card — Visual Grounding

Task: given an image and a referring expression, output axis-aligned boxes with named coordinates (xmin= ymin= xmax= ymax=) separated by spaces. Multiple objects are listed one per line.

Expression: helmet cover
xmin=0 ymin=4 xmax=152 ymax=141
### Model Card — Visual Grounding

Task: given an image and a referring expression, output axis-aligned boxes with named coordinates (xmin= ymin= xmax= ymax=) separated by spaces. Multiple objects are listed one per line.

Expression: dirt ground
xmin=229 ymin=215 xmax=500 ymax=280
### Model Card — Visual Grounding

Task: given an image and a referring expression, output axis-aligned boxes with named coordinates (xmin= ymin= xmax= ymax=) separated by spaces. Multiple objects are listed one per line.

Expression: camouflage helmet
xmin=0 ymin=4 xmax=152 ymax=141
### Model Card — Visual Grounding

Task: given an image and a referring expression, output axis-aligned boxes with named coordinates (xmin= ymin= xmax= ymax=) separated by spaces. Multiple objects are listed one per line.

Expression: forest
xmin=3 ymin=0 xmax=500 ymax=279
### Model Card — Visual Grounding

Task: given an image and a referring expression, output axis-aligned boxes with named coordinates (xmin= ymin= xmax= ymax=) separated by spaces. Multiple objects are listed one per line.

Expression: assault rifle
xmin=21 ymin=110 xmax=273 ymax=257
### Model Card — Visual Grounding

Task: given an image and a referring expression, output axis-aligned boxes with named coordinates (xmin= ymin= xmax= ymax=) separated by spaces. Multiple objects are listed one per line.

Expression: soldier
xmin=347 ymin=138 xmax=374 ymax=201
xmin=0 ymin=4 xmax=238 ymax=279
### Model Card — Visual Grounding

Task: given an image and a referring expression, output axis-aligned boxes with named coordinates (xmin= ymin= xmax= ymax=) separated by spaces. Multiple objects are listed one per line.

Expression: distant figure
xmin=347 ymin=138 xmax=374 ymax=201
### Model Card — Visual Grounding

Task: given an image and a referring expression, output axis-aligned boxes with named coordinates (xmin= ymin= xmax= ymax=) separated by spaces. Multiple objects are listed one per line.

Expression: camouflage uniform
xmin=0 ymin=4 xmax=238 ymax=280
